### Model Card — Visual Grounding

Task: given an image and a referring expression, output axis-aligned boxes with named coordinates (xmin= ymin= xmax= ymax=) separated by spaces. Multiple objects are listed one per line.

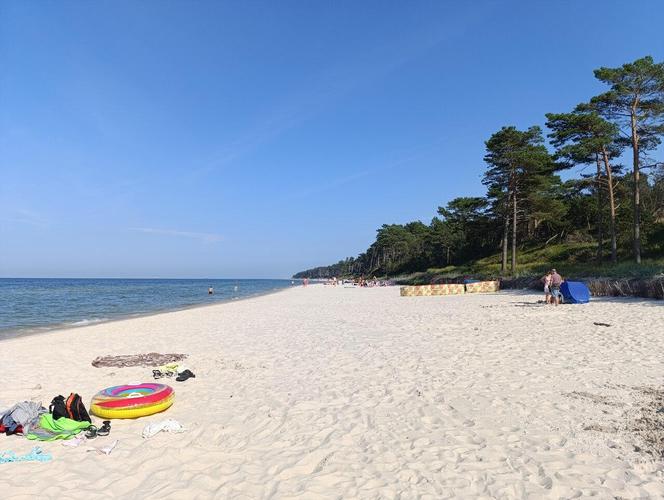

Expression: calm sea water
xmin=0 ymin=278 xmax=294 ymax=338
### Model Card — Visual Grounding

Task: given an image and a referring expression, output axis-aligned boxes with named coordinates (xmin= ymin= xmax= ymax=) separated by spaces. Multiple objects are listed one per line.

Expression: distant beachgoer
xmin=303 ymin=278 xmax=309 ymax=287
xmin=541 ymin=271 xmax=552 ymax=304
xmin=549 ymin=269 xmax=563 ymax=306
xmin=208 ymin=287 xmax=214 ymax=295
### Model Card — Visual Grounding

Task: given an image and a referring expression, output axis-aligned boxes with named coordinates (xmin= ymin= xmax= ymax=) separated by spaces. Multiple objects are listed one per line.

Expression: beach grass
xmin=397 ymin=243 xmax=664 ymax=284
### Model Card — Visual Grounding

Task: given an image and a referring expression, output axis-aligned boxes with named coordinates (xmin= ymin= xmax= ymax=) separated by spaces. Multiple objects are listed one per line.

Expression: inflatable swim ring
xmin=90 ymin=383 xmax=174 ymax=419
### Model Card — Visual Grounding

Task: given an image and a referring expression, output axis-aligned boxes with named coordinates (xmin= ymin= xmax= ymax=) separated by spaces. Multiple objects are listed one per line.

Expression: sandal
xmin=85 ymin=425 xmax=98 ymax=439
xmin=176 ymin=369 xmax=196 ymax=382
xmin=97 ymin=421 xmax=111 ymax=437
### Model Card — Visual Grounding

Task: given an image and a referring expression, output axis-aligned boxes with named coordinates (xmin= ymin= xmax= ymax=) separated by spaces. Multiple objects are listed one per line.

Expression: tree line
xmin=294 ymin=57 xmax=664 ymax=279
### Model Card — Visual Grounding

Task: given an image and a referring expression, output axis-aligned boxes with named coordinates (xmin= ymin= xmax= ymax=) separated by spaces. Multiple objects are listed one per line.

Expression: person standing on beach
xmin=541 ymin=271 xmax=552 ymax=304
xmin=549 ymin=269 xmax=563 ymax=306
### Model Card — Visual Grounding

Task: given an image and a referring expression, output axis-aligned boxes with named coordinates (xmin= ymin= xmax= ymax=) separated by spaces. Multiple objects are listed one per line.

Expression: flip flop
xmin=97 ymin=421 xmax=111 ymax=437
xmin=85 ymin=425 xmax=98 ymax=439
xmin=176 ymin=369 xmax=196 ymax=382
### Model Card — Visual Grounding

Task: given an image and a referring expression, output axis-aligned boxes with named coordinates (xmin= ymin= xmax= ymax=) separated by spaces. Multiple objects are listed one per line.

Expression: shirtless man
xmin=549 ymin=269 xmax=563 ymax=306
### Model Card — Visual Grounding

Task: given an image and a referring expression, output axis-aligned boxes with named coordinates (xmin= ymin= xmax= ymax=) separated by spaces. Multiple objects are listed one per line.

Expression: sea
xmin=0 ymin=278 xmax=295 ymax=339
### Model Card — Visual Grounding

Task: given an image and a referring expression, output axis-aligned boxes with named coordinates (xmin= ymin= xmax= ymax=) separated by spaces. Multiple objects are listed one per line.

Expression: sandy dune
xmin=2 ymin=286 xmax=664 ymax=498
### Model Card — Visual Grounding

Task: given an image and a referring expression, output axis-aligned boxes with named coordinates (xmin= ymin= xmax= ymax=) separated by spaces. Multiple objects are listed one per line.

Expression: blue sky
xmin=1 ymin=1 xmax=663 ymax=278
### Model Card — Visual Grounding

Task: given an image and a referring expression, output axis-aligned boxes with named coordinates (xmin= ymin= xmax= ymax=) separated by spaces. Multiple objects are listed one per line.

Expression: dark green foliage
xmin=546 ymin=111 xmax=622 ymax=167
xmin=482 ymin=126 xmax=558 ymax=273
xmin=589 ymin=56 xmax=664 ymax=263
xmin=590 ymin=56 xmax=664 ymax=145
xmin=295 ymin=170 xmax=664 ymax=280
xmin=436 ymin=197 xmax=495 ymax=263
xmin=545 ymin=109 xmax=625 ymax=262
xmin=294 ymin=56 xmax=664 ymax=280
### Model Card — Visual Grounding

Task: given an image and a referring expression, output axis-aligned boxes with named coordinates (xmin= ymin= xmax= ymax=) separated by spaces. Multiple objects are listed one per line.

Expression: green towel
xmin=26 ymin=414 xmax=90 ymax=441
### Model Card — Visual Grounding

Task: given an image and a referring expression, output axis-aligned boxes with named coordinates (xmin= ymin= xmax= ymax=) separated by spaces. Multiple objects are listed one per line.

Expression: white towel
xmin=142 ymin=419 xmax=185 ymax=439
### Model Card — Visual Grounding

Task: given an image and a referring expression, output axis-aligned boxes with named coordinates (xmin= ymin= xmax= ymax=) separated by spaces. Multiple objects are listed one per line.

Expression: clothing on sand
xmin=142 ymin=419 xmax=186 ymax=439
xmin=26 ymin=414 xmax=91 ymax=441
xmin=0 ymin=447 xmax=52 ymax=464
xmin=87 ymin=439 xmax=118 ymax=456
xmin=61 ymin=435 xmax=87 ymax=448
xmin=153 ymin=362 xmax=182 ymax=378
xmin=0 ymin=401 xmax=46 ymax=435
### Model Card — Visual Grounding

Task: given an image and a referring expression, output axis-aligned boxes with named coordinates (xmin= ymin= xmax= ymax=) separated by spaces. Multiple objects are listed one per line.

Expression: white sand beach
xmin=2 ymin=286 xmax=664 ymax=498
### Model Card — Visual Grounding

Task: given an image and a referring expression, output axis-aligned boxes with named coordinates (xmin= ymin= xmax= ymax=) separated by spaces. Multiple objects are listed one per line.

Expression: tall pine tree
xmin=546 ymin=110 xmax=623 ymax=263
xmin=590 ymin=56 xmax=664 ymax=263
xmin=482 ymin=126 xmax=555 ymax=274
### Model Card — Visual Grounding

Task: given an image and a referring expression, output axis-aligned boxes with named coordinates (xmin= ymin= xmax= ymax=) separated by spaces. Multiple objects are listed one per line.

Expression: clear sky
xmin=1 ymin=1 xmax=663 ymax=278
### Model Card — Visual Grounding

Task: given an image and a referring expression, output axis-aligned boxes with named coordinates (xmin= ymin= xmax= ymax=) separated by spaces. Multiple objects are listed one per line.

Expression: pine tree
xmin=590 ymin=56 xmax=664 ymax=263
xmin=482 ymin=126 xmax=555 ymax=274
xmin=546 ymin=110 xmax=624 ymax=263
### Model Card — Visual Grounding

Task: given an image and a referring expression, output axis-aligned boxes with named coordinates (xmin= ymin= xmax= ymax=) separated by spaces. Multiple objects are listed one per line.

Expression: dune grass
xmin=397 ymin=243 xmax=664 ymax=284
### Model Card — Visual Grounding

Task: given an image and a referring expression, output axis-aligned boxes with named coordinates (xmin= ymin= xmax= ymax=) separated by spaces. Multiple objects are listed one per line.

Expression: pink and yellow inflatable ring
xmin=90 ymin=383 xmax=174 ymax=419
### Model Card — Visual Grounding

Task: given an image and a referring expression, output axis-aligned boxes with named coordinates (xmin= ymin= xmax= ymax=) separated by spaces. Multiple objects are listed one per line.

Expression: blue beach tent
xmin=560 ymin=281 xmax=590 ymax=304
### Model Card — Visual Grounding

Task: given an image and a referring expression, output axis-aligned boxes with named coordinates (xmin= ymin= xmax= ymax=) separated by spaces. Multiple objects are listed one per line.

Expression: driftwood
xmin=585 ymin=277 xmax=664 ymax=300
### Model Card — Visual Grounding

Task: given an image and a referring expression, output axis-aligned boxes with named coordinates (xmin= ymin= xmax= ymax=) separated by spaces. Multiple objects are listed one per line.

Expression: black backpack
xmin=49 ymin=393 xmax=91 ymax=423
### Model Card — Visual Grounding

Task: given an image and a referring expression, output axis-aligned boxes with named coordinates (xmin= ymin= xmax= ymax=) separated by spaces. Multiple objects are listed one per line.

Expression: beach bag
xmin=49 ymin=396 xmax=68 ymax=420
xmin=65 ymin=393 xmax=91 ymax=423
xmin=50 ymin=394 xmax=91 ymax=423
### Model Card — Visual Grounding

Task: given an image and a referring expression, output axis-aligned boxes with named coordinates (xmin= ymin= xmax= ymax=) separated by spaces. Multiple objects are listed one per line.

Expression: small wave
xmin=69 ymin=318 xmax=108 ymax=327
